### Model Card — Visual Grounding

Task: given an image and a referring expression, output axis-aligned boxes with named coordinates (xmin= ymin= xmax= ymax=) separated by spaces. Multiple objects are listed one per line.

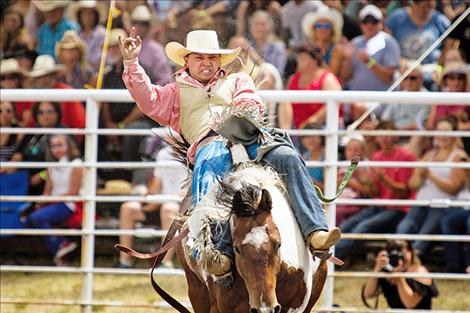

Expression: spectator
xmin=55 ymin=30 xmax=95 ymax=89
xmin=280 ymin=42 xmax=342 ymax=129
xmin=280 ymin=0 xmax=325 ymax=48
xmin=397 ymin=116 xmax=467 ymax=257
xmin=0 ymin=58 xmax=34 ymax=127
xmin=323 ymin=0 xmax=362 ymax=41
xmin=380 ymin=60 xmax=430 ymax=157
xmin=336 ymin=135 xmax=371 ymax=225
xmin=445 ymin=9 xmax=470 ymax=63
xmin=34 ymin=0 xmax=79 ymax=58
xmin=236 ymin=0 xmax=282 ymax=38
xmin=0 ymin=101 xmax=23 ymax=170
xmin=302 ymin=6 xmax=345 ymax=76
xmin=441 ymin=163 xmax=470 ymax=274
xmin=3 ymin=45 xmax=38 ymax=73
xmin=116 ymin=135 xmax=186 ymax=269
xmin=426 ymin=62 xmax=469 ymax=129
xmin=341 ymin=4 xmax=401 ymax=91
xmin=300 ymin=122 xmax=325 ymax=190
xmin=1 ymin=7 xmax=35 ymax=57
xmin=437 ymin=0 xmax=468 ymax=22
xmin=363 ymin=240 xmax=439 ymax=309
xmin=127 ymin=5 xmax=172 ymax=85
xmin=22 ymin=134 xmax=83 ymax=266
xmin=440 ymin=47 xmax=467 ymax=66
xmin=385 ymin=0 xmax=450 ymax=64
xmin=29 ymin=54 xmax=86 ymax=132
xmin=67 ymin=0 xmax=106 ymax=71
xmin=17 ymin=101 xmax=63 ymax=195
xmin=335 ymin=120 xmax=416 ymax=261
xmin=100 ymin=29 xmax=157 ymax=184
xmin=247 ymin=10 xmax=287 ymax=74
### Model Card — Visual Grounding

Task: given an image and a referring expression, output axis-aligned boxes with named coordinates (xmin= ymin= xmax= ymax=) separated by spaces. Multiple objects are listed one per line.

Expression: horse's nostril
xmin=250 ymin=309 xmax=258 ymax=313
xmin=274 ymin=304 xmax=281 ymax=313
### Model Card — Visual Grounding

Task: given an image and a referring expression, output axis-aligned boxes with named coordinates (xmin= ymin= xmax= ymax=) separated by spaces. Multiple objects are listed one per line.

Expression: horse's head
xmin=231 ymin=184 xmax=282 ymax=313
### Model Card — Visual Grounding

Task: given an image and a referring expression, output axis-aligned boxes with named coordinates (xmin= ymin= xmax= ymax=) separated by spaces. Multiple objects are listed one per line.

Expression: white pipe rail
xmin=1 ymin=89 xmax=470 ymax=312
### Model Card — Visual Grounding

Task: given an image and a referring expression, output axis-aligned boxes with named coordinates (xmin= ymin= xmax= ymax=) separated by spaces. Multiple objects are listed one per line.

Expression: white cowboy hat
xmin=96 ymin=180 xmax=132 ymax=195
xmin=33 ymin=0 xmax=71 ymax=12
xmin=122 ymin=5 xmax=159 ymax=33
xmin=67 ymin=0 xmax=106 ymax=24
xmin=0 ymin=58 xmax=25 ymax=76
xmin=302 ymin=7 xmax=343 ymax=43
xmin=28 ymin=54 xmax=65 ymax=78
xmin=165 ymin=30 xmax=241 ymax=67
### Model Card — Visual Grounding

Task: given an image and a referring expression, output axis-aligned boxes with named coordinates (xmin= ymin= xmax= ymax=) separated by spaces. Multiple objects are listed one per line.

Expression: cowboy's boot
xmin=308 ymin=227 xmax=341 ymax=250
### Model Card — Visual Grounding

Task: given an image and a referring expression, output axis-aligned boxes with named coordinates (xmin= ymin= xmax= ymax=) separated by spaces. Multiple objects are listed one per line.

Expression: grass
xmin=1 ymin=271 xmax=470 ymax=313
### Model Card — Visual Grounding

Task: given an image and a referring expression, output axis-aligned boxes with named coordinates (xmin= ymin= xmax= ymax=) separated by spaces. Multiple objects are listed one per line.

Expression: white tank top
xmin=416 ymin=149 xmax=460 ymax=200
xmin=49 ymin=157 xmax=82 ymax=210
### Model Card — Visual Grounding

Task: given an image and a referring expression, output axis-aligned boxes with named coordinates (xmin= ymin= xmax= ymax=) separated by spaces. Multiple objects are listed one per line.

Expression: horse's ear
xmin=257 ymin=189 xmax=272 ymax=213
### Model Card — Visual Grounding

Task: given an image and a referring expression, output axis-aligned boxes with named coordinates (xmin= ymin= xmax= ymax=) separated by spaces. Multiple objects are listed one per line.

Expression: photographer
xmin=363 ymin=240 xmax=438 ymax=310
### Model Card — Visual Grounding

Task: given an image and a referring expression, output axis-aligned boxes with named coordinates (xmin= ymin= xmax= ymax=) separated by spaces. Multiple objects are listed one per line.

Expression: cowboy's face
xmin=185 ymin=53 xmax=221 ymax=84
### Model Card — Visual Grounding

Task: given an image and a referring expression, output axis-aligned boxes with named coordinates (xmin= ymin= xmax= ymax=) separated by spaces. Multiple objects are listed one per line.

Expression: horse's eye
xmin=234 ymin=246 xmax=241 ymax=254
xmin=276 ymin=242 xmax=281 ymax=249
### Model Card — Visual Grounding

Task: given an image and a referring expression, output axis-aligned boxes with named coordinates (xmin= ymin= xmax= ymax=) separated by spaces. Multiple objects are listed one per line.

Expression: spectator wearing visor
xmin=341 ymin=4 xmax=401 ymax=92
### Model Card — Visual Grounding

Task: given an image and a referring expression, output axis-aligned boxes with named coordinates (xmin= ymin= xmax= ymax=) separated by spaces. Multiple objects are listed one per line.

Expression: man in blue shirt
xmin=35 ymin=1 xmax=79 ymax=58
xmin=385 ymin=0 xmax=450 ymax=64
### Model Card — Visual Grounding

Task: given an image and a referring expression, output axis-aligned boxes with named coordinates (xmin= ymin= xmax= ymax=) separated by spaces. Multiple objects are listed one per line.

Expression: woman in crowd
xmin=0 ymin=58 xmax=34 ymax=127
xmin=236 ymin=0 xmax=282 ymax=38
xmin=0 ymin=101 xmax=23 ymax=170
xmin=18 ymin=101 xmax=63 ymax=195
xmin=247 ymin=10 xmax=286 ymax=74
xmin=426 ymin=62 xmax=470 ymax=129
xmin=280 ymin=42 xmax=342 ymax=130
xmin=22 ymin=134 xmax=83 ymax=266
xmin=363 ymin=240 xmax=438 ymax=309
xmin=68 ymin=0 xmax=106 ymax=71
xmin=398 ymin=116 xmax=467 ymax=257
xmin=55 ymin=30 xmax=95 ymax=89
xmin=301 ymin=6 xmax=345 ymax=77
xmin=0 ymin=7 xmax=34 ymax=57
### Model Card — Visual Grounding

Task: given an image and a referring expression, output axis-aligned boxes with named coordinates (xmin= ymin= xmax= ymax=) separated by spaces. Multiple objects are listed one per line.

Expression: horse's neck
xmin=266 ymin=185 xmax=313 ymax=269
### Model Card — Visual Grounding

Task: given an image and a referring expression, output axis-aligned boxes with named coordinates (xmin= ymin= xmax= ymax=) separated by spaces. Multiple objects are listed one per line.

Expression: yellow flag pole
xmin=95 ymin=0 xmax=121 ymax=89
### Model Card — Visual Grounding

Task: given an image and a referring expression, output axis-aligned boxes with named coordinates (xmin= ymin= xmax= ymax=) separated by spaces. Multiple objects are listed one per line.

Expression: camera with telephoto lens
xmin=382 ymin=249 xmax=404 ymax=273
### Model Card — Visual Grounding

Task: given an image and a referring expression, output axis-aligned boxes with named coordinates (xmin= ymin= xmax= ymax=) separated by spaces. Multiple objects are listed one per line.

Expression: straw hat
xmin=28 ymin=55 xmax=65 ymax=78
xmin=302 ymin=7 xmax=343 ymax=43
xmin=67 ymin=0 xmax=106 ymax=24
xmin=96 ymin=180 xmax=132 ymax=195
xmin=165 ymin=30 xmax=241 ymax=67
xmin=108 ymin=28 xmax=127 ymax=46
xmin=55 ymin=30 xmax=87 ymax=63
xmin=439 ymin=62 xmax=469 ymax=87
xmin=123 ymin=5 xmax=159 ymax=33
xmin=33 ymin=0 xmax=71 ymax=12
xmin=0 ymin=58 xmax=25 ymax=76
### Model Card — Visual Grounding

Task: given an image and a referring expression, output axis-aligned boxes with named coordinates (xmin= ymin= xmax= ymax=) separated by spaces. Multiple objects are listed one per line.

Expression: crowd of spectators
xmin=0 ymin=0 xmax=469 ymax=281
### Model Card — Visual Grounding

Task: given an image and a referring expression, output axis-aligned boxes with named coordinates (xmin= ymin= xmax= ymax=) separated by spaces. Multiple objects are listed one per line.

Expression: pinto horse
xmin=177 ymin=164 xmax=329 ymax=313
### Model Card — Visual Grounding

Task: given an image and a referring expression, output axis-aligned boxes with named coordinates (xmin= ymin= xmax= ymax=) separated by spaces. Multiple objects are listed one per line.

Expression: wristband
xmin=366 ymin=57 xmax=376 ymax=69
xmin=198 ymin=10 xmax=207 ymax=17
xmin=118 ymin=122 xmax=126 ymax=129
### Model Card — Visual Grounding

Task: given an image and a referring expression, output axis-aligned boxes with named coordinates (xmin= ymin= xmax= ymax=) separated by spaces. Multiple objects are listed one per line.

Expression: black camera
xmin=382 ymin=249 xmax=404 ymax=272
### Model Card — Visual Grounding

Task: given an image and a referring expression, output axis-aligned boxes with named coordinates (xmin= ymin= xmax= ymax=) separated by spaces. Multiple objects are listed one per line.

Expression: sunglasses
xmin=361 ymin=16 xmax=380 ymax=24
xmin=0 ymin=74 xmax=20 ymax=81
xmin=38 ymin=109 xmax=56 ymax=115
xmin=0 ymin=108 xmax=13 ymax=113
xmin=314 ymin=22 xmax=332 ymax=30
xmin=445 ymin=74 xmax=465 ymax=81
xmin=404 ymin=75 xmax=419 ymax=81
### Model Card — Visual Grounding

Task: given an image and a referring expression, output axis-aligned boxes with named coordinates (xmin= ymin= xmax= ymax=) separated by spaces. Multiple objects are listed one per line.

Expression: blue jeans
xmin=335 ymin=207 xmax=405 ymax=260
xmin=441 ymin=209 xmax=470 ymax=273
xmin=396 ymin=206 xmax=447 ymax=255
xmin=191 ymin=141 xmax=329 ymax=258
xmin=23 ymin=202 xmax=72 ymax=256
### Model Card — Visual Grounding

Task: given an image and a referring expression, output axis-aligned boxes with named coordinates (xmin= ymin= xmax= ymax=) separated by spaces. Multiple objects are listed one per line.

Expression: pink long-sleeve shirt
xmin=122 ymin=57 xmax=265 ymax=163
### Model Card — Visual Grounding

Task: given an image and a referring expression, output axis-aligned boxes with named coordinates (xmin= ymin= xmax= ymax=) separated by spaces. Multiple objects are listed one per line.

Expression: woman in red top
xmin=279 ymin=42 xmax=342 ymax=129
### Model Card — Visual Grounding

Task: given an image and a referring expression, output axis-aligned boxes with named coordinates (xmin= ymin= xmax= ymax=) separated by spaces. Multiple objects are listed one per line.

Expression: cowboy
xmin=120 ymin=28 xmax=341 ymax=277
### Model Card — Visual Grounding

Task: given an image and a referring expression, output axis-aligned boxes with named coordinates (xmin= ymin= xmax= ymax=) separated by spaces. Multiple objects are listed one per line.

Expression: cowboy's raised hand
xmin=118 ymin=27 xmax=142 ymax=61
